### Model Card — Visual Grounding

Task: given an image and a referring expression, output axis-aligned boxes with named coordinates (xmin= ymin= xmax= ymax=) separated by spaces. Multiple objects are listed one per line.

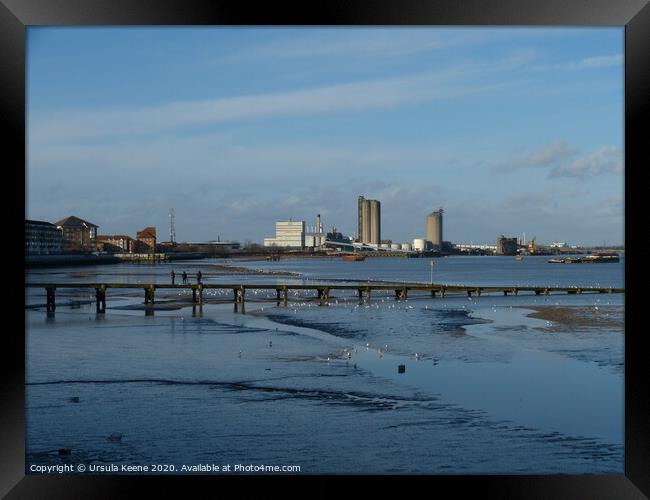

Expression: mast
xmin=169 ymin=208 xmax=176 ymax=244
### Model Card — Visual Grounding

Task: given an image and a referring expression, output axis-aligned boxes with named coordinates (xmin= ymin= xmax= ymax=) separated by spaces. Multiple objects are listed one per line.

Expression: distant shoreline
xmin=25 ymin=252 xmax=206 ymax=268
xmin=25 ymin=250 xmax=625 ymax=268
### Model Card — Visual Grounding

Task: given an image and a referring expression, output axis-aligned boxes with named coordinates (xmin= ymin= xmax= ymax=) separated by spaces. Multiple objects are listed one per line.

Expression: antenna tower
xmin=169 ymin=208 xmax=176 ymax=244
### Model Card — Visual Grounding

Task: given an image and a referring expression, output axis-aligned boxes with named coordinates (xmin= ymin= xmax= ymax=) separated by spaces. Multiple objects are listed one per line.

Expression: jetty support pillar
xmin=144 ymin=286 xmax=155 ymax=305
xmin=317 ymin=287 xmax=330 ymax=303
xmin=235 ymin=286 xmax=245 ymax=304
xmin=192 ymin=285 xmax=203 ymax=304
xmin=46 ymin=287 xmax=56 ymax=313
xmin=95 ymin=286 xmax=106 ymax=313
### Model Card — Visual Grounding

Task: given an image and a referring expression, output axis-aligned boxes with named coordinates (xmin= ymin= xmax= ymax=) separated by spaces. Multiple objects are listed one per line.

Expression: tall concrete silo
xmin=426 ymin=209 xmax=444 ymax=248
xmin=358 ymin=195 xmax=381 ymax=245
xmin=369 ymin=199 xmax=381 ymax=245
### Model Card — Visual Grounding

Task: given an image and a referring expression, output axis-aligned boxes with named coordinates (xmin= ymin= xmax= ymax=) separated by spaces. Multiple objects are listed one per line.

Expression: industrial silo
xmin=426 ymin=209 xmax=443 ymax=248
xmin=369 ymin=199 xmax=381 ymax=245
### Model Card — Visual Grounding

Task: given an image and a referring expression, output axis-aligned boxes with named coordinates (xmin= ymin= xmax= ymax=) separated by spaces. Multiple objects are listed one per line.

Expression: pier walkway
xmin=25 ymin=282 xmax=625 ymax=314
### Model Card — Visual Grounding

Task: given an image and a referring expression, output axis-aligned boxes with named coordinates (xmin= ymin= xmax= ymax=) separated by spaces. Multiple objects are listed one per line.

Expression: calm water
xmin=25 ymin=256 xmax=625 ymax=474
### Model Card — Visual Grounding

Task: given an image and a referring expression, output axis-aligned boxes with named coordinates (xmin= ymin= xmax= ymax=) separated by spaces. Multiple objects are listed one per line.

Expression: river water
xmin=25 ymin=255 xmax=625 ymax=474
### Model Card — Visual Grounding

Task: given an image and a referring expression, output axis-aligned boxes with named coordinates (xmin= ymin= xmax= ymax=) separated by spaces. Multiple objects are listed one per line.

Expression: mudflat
xmin=520 ymin=305 xmax=623 ymax=330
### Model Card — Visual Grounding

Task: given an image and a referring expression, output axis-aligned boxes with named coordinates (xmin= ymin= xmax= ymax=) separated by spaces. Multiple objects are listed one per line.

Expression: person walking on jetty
xmin=182 ymin=271 xmax=188 ymax=284
xmin=170 ymin=270 xmax=175 ymax=284
xmin=197 ymin=270 xmax=203 ymax=284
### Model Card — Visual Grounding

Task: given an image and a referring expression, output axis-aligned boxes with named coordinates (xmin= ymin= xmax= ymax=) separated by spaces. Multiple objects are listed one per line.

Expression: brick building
xmin=136 ymin=227 xmax=157 ymax=254
xmin=96 ymin=235 xmax=135 ymax=253
xmin=54 ymin=216 xmax=98 ymax=253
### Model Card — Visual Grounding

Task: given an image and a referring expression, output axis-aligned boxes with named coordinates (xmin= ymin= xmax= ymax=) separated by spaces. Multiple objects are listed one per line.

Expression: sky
xmin=26 ymin=27 xmax=624 ymax=246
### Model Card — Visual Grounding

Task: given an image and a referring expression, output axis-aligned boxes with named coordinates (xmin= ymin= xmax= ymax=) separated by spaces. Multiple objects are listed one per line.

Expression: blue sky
xmin=26 ymin=27 xmax=624 ymax=246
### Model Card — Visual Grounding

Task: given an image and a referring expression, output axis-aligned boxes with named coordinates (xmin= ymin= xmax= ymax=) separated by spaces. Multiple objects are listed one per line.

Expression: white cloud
xmin=209 ymin=29 xmax=514 ymax=64
xmin=492 ymin=140 xmax=623 ymax=180
xmin=493 ymin=139 xmax=579 ymax=172
xmin=29 ymin=53 xmax=533 ymax=145
xmin=549 ymin=145 xmax=623 ymax=178
xmin=531 ymin=53 xmax=623 ymax=72
xmin=578 ymin=54 xmax=624 ymax=69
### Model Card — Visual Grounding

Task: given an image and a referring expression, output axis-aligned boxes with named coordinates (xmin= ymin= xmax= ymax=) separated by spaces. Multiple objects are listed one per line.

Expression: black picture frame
xmin=3 ymin=0 xmax=648 ymax=497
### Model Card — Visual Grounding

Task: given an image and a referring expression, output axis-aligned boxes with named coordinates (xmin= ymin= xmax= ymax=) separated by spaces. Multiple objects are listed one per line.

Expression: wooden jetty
xmin=25 ymin=282 xmax=625 ymax=315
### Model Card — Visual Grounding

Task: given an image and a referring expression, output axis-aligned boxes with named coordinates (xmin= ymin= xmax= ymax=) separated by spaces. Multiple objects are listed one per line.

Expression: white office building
xmin=263 ymin=220 xmax=305 ymax=248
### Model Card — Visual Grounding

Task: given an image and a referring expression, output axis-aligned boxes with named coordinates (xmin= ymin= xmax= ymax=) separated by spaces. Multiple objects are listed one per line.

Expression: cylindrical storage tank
xmin=401 ymin=243 xmax=412 ymax=251
xmin=413 ymin=238 xmax=426 ymax=252
xmin=380 ymin=243 xmax=389 ymax=249
xmin=390 ymin=243 xmax=400 ymax=250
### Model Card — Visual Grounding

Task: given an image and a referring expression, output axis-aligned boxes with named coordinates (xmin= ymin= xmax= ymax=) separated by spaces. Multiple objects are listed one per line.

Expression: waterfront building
xmin=136 ymin=227 xmax=157 ymax=254
xmin=54 ymin=215 xmax=98 ymax=253
xmin=25 ymin=220 xmax=63 ymax=255
xmin=96 ymin=235 xmax=135 ymax=253
xmin=263 ymin=220 xmax=305 ymax=248
xmin=426 ymin=209 xmax=444 ymax=249
xmin=496 ymin=235 xmax=518 ymax=255
xmin=358 ymin=196 xmax=381 ymax=245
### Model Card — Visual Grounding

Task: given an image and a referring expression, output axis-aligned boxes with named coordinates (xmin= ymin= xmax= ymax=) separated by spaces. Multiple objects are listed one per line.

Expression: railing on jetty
xmin=25 ymin=282 xmax=625 ymax=315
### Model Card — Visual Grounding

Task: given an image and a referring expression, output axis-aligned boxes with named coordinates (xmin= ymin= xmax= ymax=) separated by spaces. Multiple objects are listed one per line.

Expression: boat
xmin=341 ymin=254 xmax=365 ymax=262
xmin=547 ymin=253 xmax=619 ymax=264
xmin=515 ymin=255 xmax=524 ymax=261
xmin=582 ymin=252 xmax=620 ymax=263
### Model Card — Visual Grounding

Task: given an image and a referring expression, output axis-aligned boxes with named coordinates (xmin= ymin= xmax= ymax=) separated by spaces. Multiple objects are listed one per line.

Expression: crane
xmin=528 ymin=236 xmax=537 ymax=254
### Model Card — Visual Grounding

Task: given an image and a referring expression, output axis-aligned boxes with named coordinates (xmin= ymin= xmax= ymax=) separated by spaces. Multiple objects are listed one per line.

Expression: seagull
xmin=238 ymin=350 xmax=242 ymax=358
